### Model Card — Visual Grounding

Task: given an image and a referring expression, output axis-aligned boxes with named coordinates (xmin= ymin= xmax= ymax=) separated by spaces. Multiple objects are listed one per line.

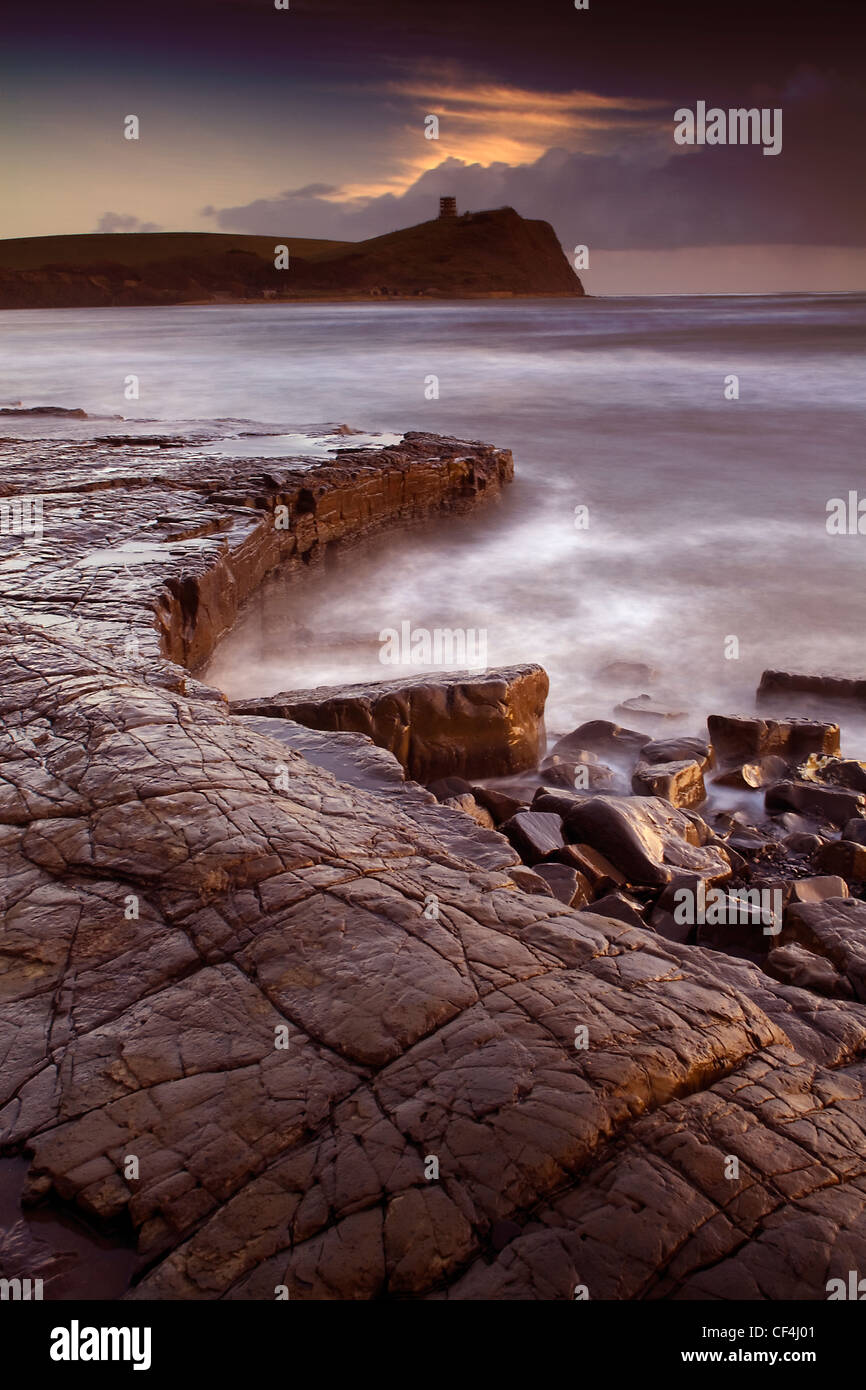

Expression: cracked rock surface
xmin=3 ymin=432 xmax=866 ymax=1300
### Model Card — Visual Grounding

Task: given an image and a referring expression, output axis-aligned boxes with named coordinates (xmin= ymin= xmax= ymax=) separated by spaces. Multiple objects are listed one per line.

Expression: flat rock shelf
xmin=3 ymin=430 xmax=866 ymax=1301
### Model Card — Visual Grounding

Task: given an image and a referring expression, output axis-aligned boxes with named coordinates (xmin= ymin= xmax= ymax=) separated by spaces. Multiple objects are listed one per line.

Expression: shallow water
xmin=4 ymin=295 xmax=866 ymax=747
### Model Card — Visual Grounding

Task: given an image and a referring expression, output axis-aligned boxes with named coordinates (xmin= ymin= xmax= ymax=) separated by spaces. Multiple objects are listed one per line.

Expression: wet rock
xmin=539 ymin=757 xmax=619 ymax=792
xmin=469 ymin=785 xmax=526 ymax=826
xmin=650 ymin=881 xmax=697 ymax=944
xmin=764 ymin=944 xmax=854 ymax=999
xmin=783 ymin=832 xmax=825 ymax=855
xmin=531 ymin=787 xmax=592 ymax=819
xmin=548 ymin=720 xmax=650 ymax=764
xmin=707 ymin=715 xmax=840 ymax=767
xmin=0 ymin=430 xmax=516 ymax=673
xmin=813 ymin=840 xmax=866 ymax=880
xmin=800 ymin=756 xmax=866 ymax=793
xmin=232 ymin=664 xmax=548 ymax=784
xmin=245 ymin=716 xmax=518 ymax=874
xmin=842 ymin=819 xmax=866 ymax=846
xmin=500 ymin=810 xmax=565 ymax=865
xmin=725 ymin=824 xmax=776 ymax=854
xmin=0 ymin=405 xmax=88 ymax=417
xmin=758 ymin=669 xmax=866 ymax=708
xmin=712 ymin=840 xmax=749 ymax=876
xmin=507 ymin=866 xmax=555 ymax=896
xmin=693 ymin=888 xmax=784 ymax=954
xmin=712 ymin=755 xmax=789 ymax=790
xmin=631 ymin=759 xmax=706 ymax=808
xmin=641 ymin=736 xmax=713 ymax=769
xmin=552 ymin=842 xmax=626 ymax=894
xmin=540 ymin=747 xmax=602 ymax=769
xmin=428 ymin=776 xmax=475 ymax=801
xmin=552 ymin=794 xmax=732 ymax=888
xmin=774 ymin=812 xmax=816 ymax=835
xmin=531 ymin=864 xmax=592 ymax=907
xmin=788 ymin=875 xmax=849 ymax=904
xmin=783 ymin=898 xmax=866 ymax=1001
xmin=583 ymin=892 xmax=648 ymax=930
xmin=765 ymin=780 xmax=866 ymax=827
xmin=614 ymin=694 xmax=687 ymax=725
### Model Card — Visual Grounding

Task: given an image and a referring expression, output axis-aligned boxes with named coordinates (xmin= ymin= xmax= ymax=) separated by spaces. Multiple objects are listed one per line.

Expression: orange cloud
xmin=335 ymin=78 xmax=668 ymax=200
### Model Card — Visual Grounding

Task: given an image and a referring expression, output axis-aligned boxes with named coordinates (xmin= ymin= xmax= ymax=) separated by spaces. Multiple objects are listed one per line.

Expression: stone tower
xmin=439 ymin=196 xmax=457 ymax=218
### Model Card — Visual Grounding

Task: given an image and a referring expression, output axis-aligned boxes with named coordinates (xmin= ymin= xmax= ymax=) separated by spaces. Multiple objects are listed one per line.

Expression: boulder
xmin=695 ymin=887 xmax=784 ymax=953
xmin=540 ymin=757 xmax=619 ymax=792
xmin=614 ymin=694 xmax=687 ymax=725
xmin=757 ymin=669 xmax=866 ymax=708
xmin=500 ymin=809 xmax=565 ymax=865
xmin=650 ymin=879 xmax=698 ymax=944
xmin=783 ymin=898 xmax=866 ymax=1001
xmin=231 ymin=663 xmax=548 ymax=783
xmin=507 ymin=866 xmax=555 ymax=896
xmin=707 ymin=714 xmax=840 ymax=767
xmin=551 ymin=794 xmax=733 ymax=888
xmin=531 ymin=863 xmax=592 ymax=907
xmin=799 ymin=756 xmax=866 ymax=793
xmin=724 ymin=823 xmax=775 ymax=854
xmin=649 ymin=877 xmax=781 ymax=952
xmin=428 ymin=776 xmax=474 ymax=801
xmin=788 ymin=875 xmax=849 ymax=905
xmin=641 ymin=736 xmax=714 ymax=769
xmin=547 ymin=719 xmax=649 ymax=764
xmin=583 ymin=892 xmax=648 ymax=930
xmin=631 ymin=759 xmax=706 ymax=808
xmin=531 ymin=786 xmax=592 ymax=819
xmin=783 ymin=832 xmax=825 ymax=855
xmin=469 ymin=785 xmax=526 ymax=825
xmin=712 ymin=755 xmax=789 ymax=790
xmin=764 ymin=944 xmax=854 ymax=999
xmin=553 ymin=843 xmax=626 ymax=894
xmin=765 ymin=780 xmax=866 ymax=827
xmin=813 ymin=840 xmax=866 ymax=880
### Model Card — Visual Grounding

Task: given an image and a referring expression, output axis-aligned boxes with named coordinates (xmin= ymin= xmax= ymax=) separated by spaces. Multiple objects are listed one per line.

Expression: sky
xmin=3 ymin=0 xmax=865 ymax=292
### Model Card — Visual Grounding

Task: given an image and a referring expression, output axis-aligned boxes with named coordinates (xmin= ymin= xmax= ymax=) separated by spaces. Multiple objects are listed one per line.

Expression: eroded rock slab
xmin=230 ymin=665 xmax=548 ymax=783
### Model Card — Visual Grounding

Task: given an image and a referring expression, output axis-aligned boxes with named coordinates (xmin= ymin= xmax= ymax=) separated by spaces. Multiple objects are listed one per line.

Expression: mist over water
xmin=4 ymin=295 xmax=866 ymax=749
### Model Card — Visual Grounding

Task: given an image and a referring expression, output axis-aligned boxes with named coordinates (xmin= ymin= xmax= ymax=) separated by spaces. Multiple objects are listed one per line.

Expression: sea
xmin=3 ymin=294 xmax=866 ymax=747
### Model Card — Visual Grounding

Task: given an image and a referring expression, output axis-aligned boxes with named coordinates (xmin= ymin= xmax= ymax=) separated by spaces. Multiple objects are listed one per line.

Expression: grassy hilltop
xmin=0 ymin=209 xmax=584 ymax=307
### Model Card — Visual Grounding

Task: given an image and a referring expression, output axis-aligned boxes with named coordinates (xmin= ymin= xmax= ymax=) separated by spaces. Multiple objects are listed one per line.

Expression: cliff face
xmin=0 ymin=209 xmax=584 ymax=308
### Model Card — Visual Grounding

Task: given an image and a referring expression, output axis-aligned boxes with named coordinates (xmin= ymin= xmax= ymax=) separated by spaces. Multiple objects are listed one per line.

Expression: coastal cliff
xmin=0 ymin=209 xmax=584 ymax=309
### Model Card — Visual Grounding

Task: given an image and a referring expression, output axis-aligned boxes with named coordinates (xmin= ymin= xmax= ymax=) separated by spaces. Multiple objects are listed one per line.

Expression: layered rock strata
xmin=231 ymin=666 xmax=548 ymax=782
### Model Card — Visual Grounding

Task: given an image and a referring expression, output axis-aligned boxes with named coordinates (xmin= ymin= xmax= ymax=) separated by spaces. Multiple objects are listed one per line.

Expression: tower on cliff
xmin=439 ymin=196 xmax=457 ymax=218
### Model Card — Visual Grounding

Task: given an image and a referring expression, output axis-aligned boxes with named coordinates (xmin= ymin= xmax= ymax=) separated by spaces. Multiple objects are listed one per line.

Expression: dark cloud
xmin=206 ymin=78 xmax=866 ymax=252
